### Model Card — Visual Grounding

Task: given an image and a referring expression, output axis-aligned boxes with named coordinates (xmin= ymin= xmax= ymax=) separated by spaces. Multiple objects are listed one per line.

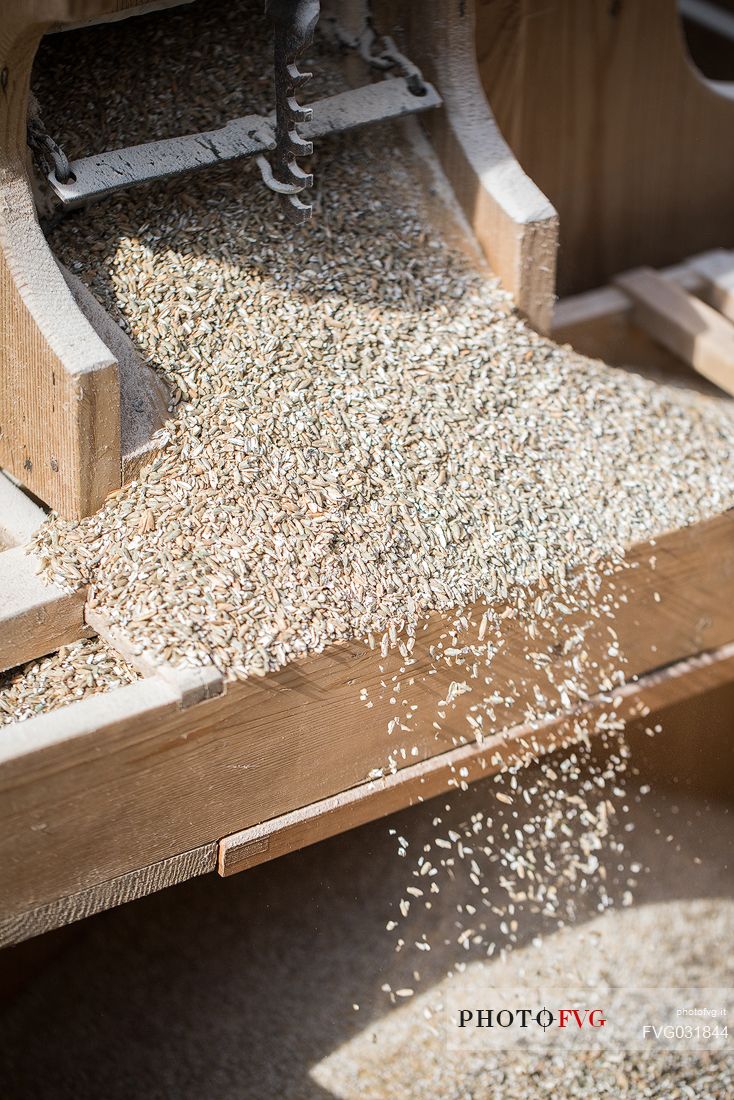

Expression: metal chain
xmin=27 ymin=116 xmax=72 ymax=185
xmin=330 ymin=16 xmax=427 ymax=96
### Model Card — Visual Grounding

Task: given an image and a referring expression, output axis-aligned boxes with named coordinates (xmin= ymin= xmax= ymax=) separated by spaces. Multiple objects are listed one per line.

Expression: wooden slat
xmin=382 ymin=0 xmax=558 ymax=331
xmin=0 ymin=547 xmax=90 ymax=672
xmin=0 ymin=842 xmax=216 ymax=950
xmin=219 ymin=640 xmax=734 ymax=876
xmin=1 ymin=511 xmax=733 ymax=923
xmin=0 ymin=473 xmax=46 ymax=548
xmin=615 ymin=267 xmax=734 ymax=396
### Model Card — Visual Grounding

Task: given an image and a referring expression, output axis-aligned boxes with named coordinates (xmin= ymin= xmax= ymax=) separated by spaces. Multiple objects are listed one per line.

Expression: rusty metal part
xmin=332 ymin=20 xmax=428 ymax=97
xmin=262 ymin=0 xmax=321 ymax=222
xmin=27 ymin=116 xmax=72 ymax=185
xmin=46 ymin=78 xmax=441 ymax=210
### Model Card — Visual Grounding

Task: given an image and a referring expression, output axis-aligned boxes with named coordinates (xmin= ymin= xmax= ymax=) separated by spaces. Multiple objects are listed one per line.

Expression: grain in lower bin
xmin=0 ymin=638 xmax=138 ymax=728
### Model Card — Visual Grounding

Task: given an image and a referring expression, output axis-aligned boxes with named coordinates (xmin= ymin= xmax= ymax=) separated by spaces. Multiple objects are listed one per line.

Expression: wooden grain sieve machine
xmin=1 ymin=1 xmax=734 ymax=949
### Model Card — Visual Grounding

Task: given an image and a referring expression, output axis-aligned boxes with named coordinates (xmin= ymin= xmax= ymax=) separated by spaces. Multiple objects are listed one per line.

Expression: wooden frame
xmin=1 ymin=3 xmax=733 ymax=952
xmin=1 ymin=509 xmax=734 ymax=945
xmin=0 ymin=2 xmax=187 ymax=520
xmin=553 ymin=249 xmax=734 ymax=397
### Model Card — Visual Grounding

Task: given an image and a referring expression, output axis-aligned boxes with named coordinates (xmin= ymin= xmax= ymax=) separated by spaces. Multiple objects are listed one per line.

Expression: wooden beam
xmin=0 ymin=547 xmax=90 ymax=672
xmin=0 ymin=473 xmax=46 ymax=549
xmin=615 ymin=267 xmax=734 ymax=395
xmin=0 ymin=511 xmax=733 ymax=925
xmin=218 ymin=640 xmax=734 ymax=876
xmin=389 ymin=0 xmax=558 ymax=331
xmin=0 ymin=842 xmax=216 ymax=949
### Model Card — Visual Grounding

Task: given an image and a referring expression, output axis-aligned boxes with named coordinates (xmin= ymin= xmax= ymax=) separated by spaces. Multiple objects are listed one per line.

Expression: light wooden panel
xmin=615 ymin=267 xmax=734 ymax=396
xmin=1 ymin=511 xmax=733 ymax=922
xmin=476 ymin=0 xmax=734 ymax=296
xmin=219 ymin=640 xmax=734 ymax=876
xmin=383 ymin=0 xmax=558 ymax=331
xmin=0 ymin=548 xmax=90 ymax=672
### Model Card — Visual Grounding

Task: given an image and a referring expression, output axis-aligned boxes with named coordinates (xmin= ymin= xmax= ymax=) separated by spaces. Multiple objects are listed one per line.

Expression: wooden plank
xmin=1 ymin=511 xmax=733 ymax=922
xmin=219 ymin=640 xmax=734 ymax=876
xmin=553 ymin=258 xmax=706 ymax=334
xmin=477 ymin=0 xmax=734 ymax=296
xmin=0 ymin=473 xmax=46 ymax=548
xmin=0 ymin=5 xmax=126 ymax=518
xmin=0 ymin=843 xmax=216 ymax=949
xmin=0 ymin=547 xmax=90 ymax=672
xmin=690 ymin=249 xmax=734 ymax=322
xmin=385 ymin=0 xmax=558 ymax=331
xmin=615 ymin=267 xmax=734 ymax=395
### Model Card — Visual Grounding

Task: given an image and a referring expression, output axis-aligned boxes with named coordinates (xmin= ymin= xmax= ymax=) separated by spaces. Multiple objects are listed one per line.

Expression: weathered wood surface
xmin=219 ymin=639 xmax=734 ymax=876
xmin=0 ymin=2 xmax=186 ymax=518
xmin=1 ymin=511 xmax=733 ymax=924
xmin=0 ymin=473 xmax=46 ymax=548
xmin=379 ymin=0 xmax=558 ymax=331
xmin=477 ymin=0 xmax=734 ymax=296
xmin=0 ymin=547 xmax=90 ymax=672
xmin=0 ymin=842 xmax=216 ymax=950
xmin=615 ymin=267 xmax=734 ymax=396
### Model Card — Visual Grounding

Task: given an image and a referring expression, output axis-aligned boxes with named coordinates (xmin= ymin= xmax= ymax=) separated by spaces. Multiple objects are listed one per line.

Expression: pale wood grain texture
xmin=0 ymin=842 xmax=216 ymax=949
xmin=0 ymin=546 xmax=90 ymax=672
xmin=1 ymin=511 xmax=733 ymax=925
xmin=615 ymin=267 xmax=734 ymax=397
xmin=377 ymin=0 xmax=558 ymax=331
xmin=477 ymin=0 xmax=734 ymax=296
xmin=219 ymin=640 xmax=734 ymax=876
xmin=0 ymin=2 xmax=180 ymax=518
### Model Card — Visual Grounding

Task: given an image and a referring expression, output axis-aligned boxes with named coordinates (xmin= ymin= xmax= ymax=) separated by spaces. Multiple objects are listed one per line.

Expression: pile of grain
xmin=29 ymin=2 xmax=734 ymax=684
xmin=0 ymin=638 xmax=138 ymax=727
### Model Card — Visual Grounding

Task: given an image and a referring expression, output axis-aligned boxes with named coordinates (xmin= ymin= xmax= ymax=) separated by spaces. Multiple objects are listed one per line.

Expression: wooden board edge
xmin=218 ymin=640 xmax=734 ymax=876
xmin=0 ymin=656 xmax=224 ymax=766
xmin=0 ymin=546 xmax=90 ymax=673
xmin=85 ymin=605 xmax=225 ymax=705
xmin=615 ymin=266 xmax=734 ymax=396
xmin=0 ymin=842 xmax=216 ymax=949
xmin=0 ymin=474 xmax=47 ymax=549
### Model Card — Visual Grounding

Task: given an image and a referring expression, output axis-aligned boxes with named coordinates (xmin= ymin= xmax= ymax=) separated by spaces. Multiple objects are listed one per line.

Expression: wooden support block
xmin=0 ymin=473 xmax=46 ymax=549
xmin=218 ymin=640 xmax=734 ymax=877
xmin=690 ymin=249 xmax=734 ymax=323
xmin=381 ymin=0 xmax=558 ymax=332
xmin=615 ymin=267 xmax=734 ymax=395
xmin=0 ymin=547 xmax=89 ymax=672
xmin=0 ymin=2 xmax=177 ymax=519
xmin=0 ymin=843 xmax=216 ymax=950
